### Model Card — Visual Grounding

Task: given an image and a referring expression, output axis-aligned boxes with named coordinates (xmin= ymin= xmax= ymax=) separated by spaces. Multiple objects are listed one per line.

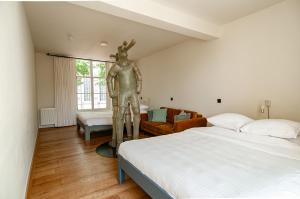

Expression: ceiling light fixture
xmin=100 ymin=41 xmax=108 ymax=47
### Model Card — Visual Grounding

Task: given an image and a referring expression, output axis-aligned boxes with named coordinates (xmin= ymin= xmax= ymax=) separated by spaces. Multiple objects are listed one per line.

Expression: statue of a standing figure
xmin=107 ymin=40 xmax=142 ymax=150
xmin=109 ymin=52 xmax=132 ymax=149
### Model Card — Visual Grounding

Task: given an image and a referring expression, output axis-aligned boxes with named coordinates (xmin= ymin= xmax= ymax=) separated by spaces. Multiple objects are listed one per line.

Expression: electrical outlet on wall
xmin=217 ymin=98 xmax=222 ymax=103
xmin=170 ymin=97 xmax=174 ymax=101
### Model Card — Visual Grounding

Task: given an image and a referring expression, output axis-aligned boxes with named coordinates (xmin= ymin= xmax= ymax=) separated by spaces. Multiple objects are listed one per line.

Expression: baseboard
xmin=39 ymin=124 xmax=55 ymax=128
xmin=25 ymin=130 xmax=40 ymax=199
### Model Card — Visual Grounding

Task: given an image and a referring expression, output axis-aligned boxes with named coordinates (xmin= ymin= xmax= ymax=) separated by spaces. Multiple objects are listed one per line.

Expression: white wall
xmin=0 ymin=2 xmax=38 ymax=199
xmin=35 ymin=52 xmax=54 ymax=110
xmin=138 ymin=0 xmax=300 ymax=121
xmin=35 ymin=52 xmax=55 ymax=127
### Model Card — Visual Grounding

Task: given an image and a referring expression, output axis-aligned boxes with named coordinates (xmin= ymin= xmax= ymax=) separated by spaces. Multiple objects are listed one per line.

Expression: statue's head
xmin=109 ymin=53 xmax=119 ymax=61
xmin=118 ymin=46 xmax=127 ymax=59
xmin=117 ymin=39 xmax=135 ymax=60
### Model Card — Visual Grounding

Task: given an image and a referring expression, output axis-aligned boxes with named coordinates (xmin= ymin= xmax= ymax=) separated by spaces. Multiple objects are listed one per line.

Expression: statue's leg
xmin=116 ymin=94 xmax=127 ymax=151
xmin=125 ymin=104 xmax=132 ymax=139
xmin=130 ymin=94 xmax=140 ymax=140
xmin=112 ymin=104 xmax=118 ymax=148
xmin=116 ymin=106 xmax=126 ymax=150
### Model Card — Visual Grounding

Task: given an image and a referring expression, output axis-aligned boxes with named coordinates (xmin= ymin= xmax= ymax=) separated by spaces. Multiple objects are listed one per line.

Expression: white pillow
xmin=208 ymin=113 xmax=253 ymax=132
xmin=240 ymin=119 xmax=300 ymax=139
xmin=140 ymin=104 xmax=149 ymax=109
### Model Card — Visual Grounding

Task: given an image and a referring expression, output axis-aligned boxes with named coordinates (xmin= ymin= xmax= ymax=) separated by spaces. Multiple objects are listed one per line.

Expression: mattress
xmin=119 ymin=126 xmax=300 ymax=198
xmin=77 ymin=104 xmax=149 ymax=126
xmin=77 ymin=111 xmax=113 ymax=126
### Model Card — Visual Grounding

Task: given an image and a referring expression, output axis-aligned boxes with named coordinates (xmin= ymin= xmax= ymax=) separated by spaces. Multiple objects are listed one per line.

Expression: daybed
xmin=76 ymin=111 xmax=113 ymax=141
xmin=77 ymin=104 xmax=149 ymax=141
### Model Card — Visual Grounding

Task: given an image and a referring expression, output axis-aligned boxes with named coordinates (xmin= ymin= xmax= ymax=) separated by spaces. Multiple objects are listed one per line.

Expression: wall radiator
xmin=40 ymin=108 xmax=57 ymax=126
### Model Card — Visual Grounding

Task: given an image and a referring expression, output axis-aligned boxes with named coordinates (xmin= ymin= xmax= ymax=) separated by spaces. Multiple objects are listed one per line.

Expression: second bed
xmin=118 ymin=126 xmax=300 ymax=198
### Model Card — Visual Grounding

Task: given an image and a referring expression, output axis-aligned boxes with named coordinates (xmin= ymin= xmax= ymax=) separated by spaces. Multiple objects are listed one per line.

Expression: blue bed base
xmin=118 ymin=155 xmax=173 ymax=199
xmin=77 ymin=118 xmax=112 ymax=141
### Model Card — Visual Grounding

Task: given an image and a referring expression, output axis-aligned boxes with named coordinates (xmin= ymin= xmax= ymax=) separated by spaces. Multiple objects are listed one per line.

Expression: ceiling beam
xmin=71 ymin=0 xmax=222 ymax=40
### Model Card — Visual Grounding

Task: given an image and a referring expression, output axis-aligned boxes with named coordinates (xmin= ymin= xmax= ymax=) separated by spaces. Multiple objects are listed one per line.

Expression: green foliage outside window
xmin=76 ymin=60 xmax=90 ymax=85
xmin=76 ymin=60 xmax=106 ymax=86
xmin=97 ymin=63 xmax=106 ymax=86
xmin=76 ymin=60 xmax=90 ymax=76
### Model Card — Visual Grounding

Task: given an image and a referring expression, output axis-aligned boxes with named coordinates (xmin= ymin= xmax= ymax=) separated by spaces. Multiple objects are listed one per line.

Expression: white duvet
xmin=77 ymin=111 xmax=113 ymax=126
xmin=77 ymin=105 xmax=148 ymax=126
xmin=119 ymin=127 xmax=300 ymax=198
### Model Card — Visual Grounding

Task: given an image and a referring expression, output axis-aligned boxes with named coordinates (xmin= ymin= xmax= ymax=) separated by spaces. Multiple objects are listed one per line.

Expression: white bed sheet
xmin=287 ymin=136 xmax=300 ymax=145
xmin=77 ymin=105 xmax=148 ymax=126
xmin=119 ymin=126 xmax=300 ymax=198
xmin=77 ymin=111 xmax=113 ymax=126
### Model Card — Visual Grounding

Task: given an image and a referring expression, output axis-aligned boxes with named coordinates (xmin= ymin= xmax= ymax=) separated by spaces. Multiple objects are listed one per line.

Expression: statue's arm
xmin=106 ymin=64 xmax=118 ymax=98
xmin=133 ymin=62 xmax=142 ymax=94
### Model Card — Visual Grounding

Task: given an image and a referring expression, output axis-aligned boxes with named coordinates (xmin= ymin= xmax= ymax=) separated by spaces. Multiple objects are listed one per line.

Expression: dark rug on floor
xmin=96 ymin=141 xmax=117 ymax=158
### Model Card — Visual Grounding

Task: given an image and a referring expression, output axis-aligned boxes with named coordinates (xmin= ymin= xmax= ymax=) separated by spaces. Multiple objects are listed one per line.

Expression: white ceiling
xmin=24 ymin=1 xmax=284 ymax=60
xmin=24 ymin=2 xmax=188 ymax=60
xmin=151 ymin=0 xmax=283 ymax=25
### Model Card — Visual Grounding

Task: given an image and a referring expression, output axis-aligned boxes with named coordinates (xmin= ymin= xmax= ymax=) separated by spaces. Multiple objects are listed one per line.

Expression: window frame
xmin=76 ymin=60 xmax=110 ymax=111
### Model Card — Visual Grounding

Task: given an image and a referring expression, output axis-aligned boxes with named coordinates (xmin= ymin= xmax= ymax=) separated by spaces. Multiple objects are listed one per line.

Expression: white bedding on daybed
xmin=77 ymin=105 xmax=149 ymax=126
xmin=77 ymin=111 xmax=113 ymax=126
xmin=119 ymin=126 xmax=300 ymax=198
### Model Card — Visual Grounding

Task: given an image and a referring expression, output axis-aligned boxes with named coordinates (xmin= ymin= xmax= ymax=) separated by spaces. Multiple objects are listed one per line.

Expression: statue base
xmin=96 ymin=137 xmax=132 ymax=158
xmin=96 ymin=141 xmax=117 ymax=158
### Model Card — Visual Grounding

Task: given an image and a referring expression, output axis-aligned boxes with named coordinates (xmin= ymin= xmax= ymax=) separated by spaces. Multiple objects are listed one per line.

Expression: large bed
xmin=118 ymin=126 xmax=300 ymax=198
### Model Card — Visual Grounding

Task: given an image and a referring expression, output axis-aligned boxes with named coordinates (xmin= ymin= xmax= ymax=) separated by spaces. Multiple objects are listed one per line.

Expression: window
xmin=76 ymin=60 xmax=108 ymax=110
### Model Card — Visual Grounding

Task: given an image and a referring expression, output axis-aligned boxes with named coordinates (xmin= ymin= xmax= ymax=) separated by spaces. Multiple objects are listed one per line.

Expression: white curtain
xmin=54 ymin=57 xmax=76 ymax=127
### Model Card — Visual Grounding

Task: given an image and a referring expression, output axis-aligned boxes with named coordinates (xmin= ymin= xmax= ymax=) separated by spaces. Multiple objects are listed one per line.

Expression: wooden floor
xmin=27 ymin=126 xmax=150 ymax=199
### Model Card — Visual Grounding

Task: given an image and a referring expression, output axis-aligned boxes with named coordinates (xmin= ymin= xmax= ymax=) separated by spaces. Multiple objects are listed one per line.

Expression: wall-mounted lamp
xmin=140 ymin=96 xmax=150 ymax=106
xmin=261 ymin=100 xmax=271 ymax=119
